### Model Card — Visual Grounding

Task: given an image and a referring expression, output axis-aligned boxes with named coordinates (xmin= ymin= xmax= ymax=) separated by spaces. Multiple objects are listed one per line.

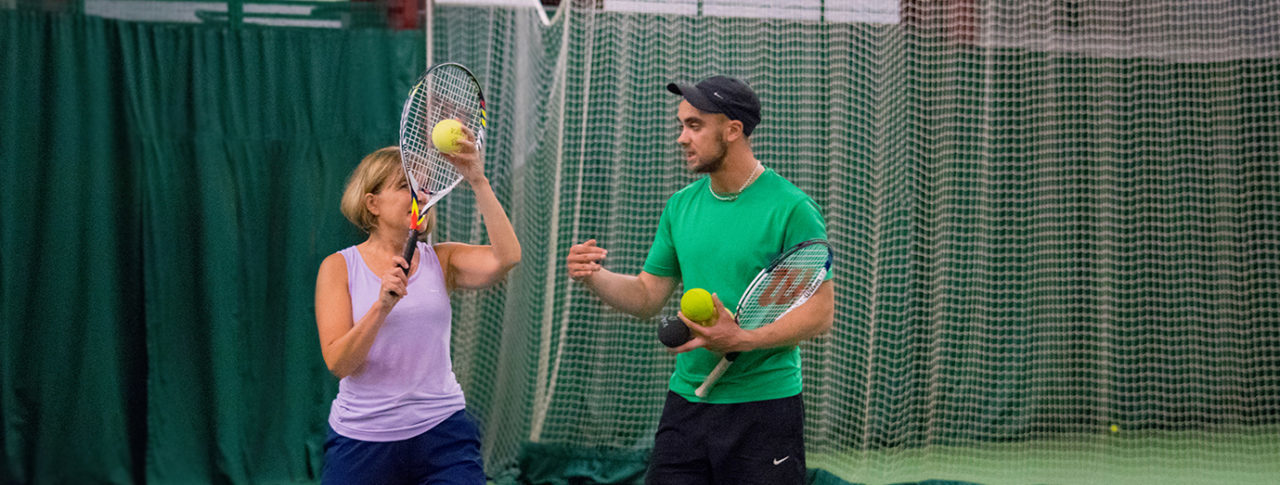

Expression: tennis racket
xmin=397 ymin=62 xmax=487 ymax=274
xmin=694 ymin=239 xmax=832 ymax=398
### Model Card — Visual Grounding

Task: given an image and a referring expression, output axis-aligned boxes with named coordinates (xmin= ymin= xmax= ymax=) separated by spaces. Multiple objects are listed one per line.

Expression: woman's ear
xmin=364 ymin=192 xmax=380 ymax=216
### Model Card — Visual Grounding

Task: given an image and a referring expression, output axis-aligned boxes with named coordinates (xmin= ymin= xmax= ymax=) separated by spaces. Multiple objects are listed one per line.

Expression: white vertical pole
xmin=425 ymin=0 xmax=434 ymax=66
xmin=530 ymin=2 xmax=574 ymax=444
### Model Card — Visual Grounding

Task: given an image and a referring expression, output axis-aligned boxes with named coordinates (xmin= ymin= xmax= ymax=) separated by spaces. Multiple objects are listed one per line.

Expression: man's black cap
xmin=667 ymin=76 xmax=761 ymax=136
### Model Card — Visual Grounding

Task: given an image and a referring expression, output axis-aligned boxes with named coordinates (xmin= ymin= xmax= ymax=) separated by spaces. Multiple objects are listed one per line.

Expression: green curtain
xmin=2 ymin=12 xmax=143 ymax=485
xmin=1 ymin=11 xmax=423 ymax=484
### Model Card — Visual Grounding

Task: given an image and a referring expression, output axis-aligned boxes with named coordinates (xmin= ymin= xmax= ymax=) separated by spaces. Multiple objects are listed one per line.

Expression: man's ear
xmin=723 ymin=119 xmax=745 ymax=142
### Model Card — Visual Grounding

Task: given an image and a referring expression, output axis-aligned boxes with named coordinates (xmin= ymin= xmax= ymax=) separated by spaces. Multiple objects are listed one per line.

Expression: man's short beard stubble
xmin=690 ymin=134 xmax=728 ymax=174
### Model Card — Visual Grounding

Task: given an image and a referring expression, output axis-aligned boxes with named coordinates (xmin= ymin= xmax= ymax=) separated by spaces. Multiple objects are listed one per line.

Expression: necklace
xmin=709 ymin=163 xmax=763 ymax=202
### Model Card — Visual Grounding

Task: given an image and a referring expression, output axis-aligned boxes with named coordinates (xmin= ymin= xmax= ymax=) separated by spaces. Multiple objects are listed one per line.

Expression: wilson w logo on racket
xmin=755 ymin=268 xmax=820 ymax=307
xmin=696 ymin=239 xmax=833 ymax=398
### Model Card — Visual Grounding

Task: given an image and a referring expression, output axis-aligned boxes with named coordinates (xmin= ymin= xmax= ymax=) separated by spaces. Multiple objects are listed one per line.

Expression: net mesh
xmin=13 ymin=0 xmax=1279 ymax=483
xmin=428 ymin=2 xmax=1280 ymax=483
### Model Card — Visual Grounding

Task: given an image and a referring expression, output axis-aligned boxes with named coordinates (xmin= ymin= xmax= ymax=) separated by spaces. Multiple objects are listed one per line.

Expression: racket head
xmin=732 ymin=239 xmax=833 ymax=330
xmin=399 ymin=62 xmax=486 ymax=221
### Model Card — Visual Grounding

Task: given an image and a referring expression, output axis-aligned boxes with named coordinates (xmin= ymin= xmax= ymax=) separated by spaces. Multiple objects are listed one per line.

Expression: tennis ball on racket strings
xmin=432 ymin=119 xmax=465 ymax=154
xmin=658 ymin=315 xmax=692 ymax=348
xmin=680 ymin=288 xmax=716 ymax=325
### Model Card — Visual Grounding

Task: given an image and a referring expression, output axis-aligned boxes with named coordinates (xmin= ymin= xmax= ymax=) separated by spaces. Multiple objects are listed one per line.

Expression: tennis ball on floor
xmin=680 ymin=288 xmax=716 ymax=325
xmin=432 ymin=119 xmax=465 ymax=154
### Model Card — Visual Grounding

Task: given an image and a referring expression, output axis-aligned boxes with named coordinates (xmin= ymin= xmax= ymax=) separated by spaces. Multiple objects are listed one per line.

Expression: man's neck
xmin=708 ymin=147 xmax=760 ymax=194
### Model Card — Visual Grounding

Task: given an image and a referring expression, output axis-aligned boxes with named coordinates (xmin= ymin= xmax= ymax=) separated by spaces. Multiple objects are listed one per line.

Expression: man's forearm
xmin=582 ymin=269 xmax=667 ymax=319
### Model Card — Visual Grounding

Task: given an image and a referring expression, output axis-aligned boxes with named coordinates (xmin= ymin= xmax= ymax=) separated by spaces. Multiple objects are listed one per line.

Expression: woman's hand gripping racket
xmin=397 ymin=62 xmax=487 ymax=274
xmin=694 ymin=239 xmax=833 ymax=398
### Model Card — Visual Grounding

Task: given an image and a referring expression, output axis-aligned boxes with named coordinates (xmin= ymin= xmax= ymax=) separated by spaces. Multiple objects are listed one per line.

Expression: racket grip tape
xmin=694 ymin=351 xmax=740 ymax=398
xmin=400 ymin=228 xmax=421 ymax=276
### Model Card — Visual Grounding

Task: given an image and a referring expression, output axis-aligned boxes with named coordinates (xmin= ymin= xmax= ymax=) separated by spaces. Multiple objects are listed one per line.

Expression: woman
xmin=314 ymin=133 xmax=520 ymax=484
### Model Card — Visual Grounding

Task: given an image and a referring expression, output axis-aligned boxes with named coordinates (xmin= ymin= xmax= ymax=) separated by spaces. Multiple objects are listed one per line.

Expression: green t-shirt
xmin=643 ymin=167 xmax=829 ymax=403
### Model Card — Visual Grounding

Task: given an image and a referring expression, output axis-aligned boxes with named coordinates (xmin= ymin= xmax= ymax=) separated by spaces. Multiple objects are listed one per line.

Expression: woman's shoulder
xmin=327 ymin=244 xmax=362 ymax=264
xmin=318 ymin=249 xmax=352 ymax=279
xmin=431 ymin=241 xmax=469 ymax=260
xmin=322 ymin=250 xmax=349 ymax=264
xmin=432 ymin=241 xmax=489 ymax=269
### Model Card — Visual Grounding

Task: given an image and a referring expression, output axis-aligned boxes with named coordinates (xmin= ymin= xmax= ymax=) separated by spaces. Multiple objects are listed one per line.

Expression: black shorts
xmin=646 ymin=391 xmax=805 ymax=485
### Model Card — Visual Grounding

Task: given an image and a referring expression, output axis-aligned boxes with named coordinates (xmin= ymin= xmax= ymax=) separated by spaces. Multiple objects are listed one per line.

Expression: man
xmin=565 ymin=75 xmax=835 ymax=484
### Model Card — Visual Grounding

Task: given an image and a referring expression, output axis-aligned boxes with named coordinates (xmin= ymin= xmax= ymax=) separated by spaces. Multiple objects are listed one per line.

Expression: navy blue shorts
xmin=322 ymin=409 xmax=484 ymax=485
xmin=646 ymin=392 xmax=806 ymax=485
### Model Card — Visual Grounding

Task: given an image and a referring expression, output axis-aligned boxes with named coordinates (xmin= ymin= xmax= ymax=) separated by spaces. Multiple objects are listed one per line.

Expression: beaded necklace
xmin=709 ymin=163 xmax=763 ymax=202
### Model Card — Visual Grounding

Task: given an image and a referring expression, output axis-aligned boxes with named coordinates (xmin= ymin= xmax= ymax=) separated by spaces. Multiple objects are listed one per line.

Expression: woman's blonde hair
xmin=340 ymin=146 xmax=437 ymax=237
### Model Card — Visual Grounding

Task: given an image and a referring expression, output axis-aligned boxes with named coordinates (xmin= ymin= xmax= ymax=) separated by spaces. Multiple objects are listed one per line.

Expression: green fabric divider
xmin=508 ymin=442 xmax=648 ymax=485
xmin=1 ymin=11 xmax=144 ymax=485
xmin=808 ymin=468 xmax=864 ymax=485
xmin=505 ymin=442 xmax=866 ymax=485
xmin=1 ymin=10 xmax=418 ymax=484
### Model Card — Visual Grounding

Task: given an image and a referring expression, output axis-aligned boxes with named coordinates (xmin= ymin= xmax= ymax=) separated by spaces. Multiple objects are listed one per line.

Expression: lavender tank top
xmin=328 ymin=242 xmax=466 ymax=442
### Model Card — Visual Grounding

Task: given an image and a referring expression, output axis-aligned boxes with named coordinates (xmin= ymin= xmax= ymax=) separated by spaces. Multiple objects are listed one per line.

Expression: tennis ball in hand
xmin=658 ymin=315 xmax=691 ymax=348
xmin=431 ymin=119 xmax=465 ymax=154
xmin=680 ymin=288 xmax=716 ymax=325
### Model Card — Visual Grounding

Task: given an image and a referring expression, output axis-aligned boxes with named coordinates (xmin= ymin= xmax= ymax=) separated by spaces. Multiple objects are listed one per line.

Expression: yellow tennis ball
xmin=680 ymin=288 xmax=716 ymax=325
xmin=1109 ymin=424 xmax=1119 ymax=433
xmin=431 ymin=119 xmax=465 ymax=154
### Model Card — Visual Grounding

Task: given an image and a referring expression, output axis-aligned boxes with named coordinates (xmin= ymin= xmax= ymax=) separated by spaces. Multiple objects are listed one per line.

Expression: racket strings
xmin=400 ymin=65 xmax=484 ymax=205
xmin=736 ymin=245 xmax=831 ymax=328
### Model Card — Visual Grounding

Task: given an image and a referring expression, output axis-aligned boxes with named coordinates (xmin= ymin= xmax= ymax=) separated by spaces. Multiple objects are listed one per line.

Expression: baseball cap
xmin=667 ymin=76 xmax=761 ymax=136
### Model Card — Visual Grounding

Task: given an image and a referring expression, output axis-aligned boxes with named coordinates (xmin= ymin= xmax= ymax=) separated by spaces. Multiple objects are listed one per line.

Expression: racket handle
xmin=694 ymin=351 xmax=740 ymax=398
xmin=400 ymin=228 xmax=421 ymax=276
